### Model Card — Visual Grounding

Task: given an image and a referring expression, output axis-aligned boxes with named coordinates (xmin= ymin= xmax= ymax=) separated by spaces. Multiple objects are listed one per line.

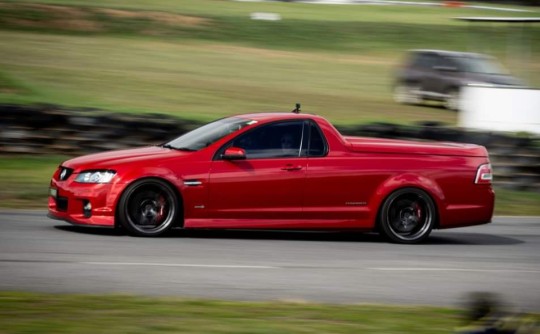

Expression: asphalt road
xmin=1 ymin=210 xmax=539 ymax=311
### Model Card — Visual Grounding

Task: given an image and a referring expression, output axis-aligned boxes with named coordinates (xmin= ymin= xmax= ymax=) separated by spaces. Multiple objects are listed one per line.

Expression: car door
xmin=429 ymin=55 xmax=459 ymax=96
xmin=206 ymin=120 xmax=307 ymax=227
xmin=418 ymin=53 xmax=443 ymax=98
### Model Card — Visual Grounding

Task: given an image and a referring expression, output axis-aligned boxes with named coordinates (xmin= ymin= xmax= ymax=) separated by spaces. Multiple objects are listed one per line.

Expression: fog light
xmin=83 ymin=200 xmax=92 ymax=218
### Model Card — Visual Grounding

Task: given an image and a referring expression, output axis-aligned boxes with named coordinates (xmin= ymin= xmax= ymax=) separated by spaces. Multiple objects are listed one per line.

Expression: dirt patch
xmin=99 ymin=8 xmax=210 ymax=27
xmin=0 ymin=3 xmax=209 ymax=31
xmin=5 ymin=18 xmax=103 ymax=32
xmin=25 ymin=3 xmax=89 ymax=17
xmin=0 ymin=3 xmax=88 ymax=17
xmin=0 ymin=3 xmax=102 ymax=31
xmin=0 ymin=87 xmax=20 ymax=94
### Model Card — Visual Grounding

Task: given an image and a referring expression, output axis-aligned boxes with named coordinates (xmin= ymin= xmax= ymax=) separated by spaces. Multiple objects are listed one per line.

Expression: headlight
xmin=75 ymin=170 xmax=116 ymax=183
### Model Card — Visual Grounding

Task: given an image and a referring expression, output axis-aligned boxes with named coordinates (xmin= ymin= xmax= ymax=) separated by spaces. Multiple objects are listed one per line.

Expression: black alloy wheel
xmin=379 ymin=188 xmax=436 ymax=244
xmin=118 ymin=179 xmax=179 ymax=237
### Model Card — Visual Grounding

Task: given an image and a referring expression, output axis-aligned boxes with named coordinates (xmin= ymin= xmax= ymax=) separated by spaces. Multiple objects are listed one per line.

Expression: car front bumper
xmin=47 ymin=178 xmax=122 ymax=227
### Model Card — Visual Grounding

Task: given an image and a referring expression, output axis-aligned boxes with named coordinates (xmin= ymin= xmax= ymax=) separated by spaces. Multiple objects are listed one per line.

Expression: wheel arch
xmin=114 ymin=176 xmax=184 ymax=229
xmin=371 ymin=173 xmax=444 ymax=230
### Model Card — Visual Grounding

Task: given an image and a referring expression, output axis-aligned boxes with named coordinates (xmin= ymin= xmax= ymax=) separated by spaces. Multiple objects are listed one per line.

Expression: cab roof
xmin=234 ymin=112 xmax=326 ymax=123
xmin=409 ymin=49 xmax=489 ymax=58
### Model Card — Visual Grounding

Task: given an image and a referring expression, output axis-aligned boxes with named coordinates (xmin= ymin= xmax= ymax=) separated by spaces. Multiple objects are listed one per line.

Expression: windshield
xmin=164 ymin=117 xmax=255 ymax=151
xmin=454 ymin=56 xmax=506 ymax=75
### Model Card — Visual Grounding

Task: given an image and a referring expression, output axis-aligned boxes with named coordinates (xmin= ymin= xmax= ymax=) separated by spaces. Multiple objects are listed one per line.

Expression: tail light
xmin=475 ymin=163 xmax=493 ymax=184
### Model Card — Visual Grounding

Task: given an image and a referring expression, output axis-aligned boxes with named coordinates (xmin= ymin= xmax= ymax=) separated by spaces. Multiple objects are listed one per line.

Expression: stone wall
xmin=1 ymin=104 xmax=539 ymax=191
xmin=0 ymin=104 xmax=200 ymax=155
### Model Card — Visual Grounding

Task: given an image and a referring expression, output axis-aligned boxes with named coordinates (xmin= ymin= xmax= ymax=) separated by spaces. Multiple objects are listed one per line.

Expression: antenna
xmin=292 ymin=103 xmax=301 ymax=114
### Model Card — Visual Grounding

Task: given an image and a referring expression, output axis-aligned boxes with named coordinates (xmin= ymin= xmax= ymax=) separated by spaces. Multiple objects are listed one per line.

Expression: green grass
xmin=0 ymin=1 xmax=539 ymax=124
xmin=3 ymin=0 xmax=537 ymax=23
xmin=1 ymin=155 xmax=539 ymax=215
xmin=0 ymin=30 xmax=458 ymax=124
xmin=0 ymin=292 xmax=465 ymax=333
xmin=493 ymin=188 xmax=540 ymax=216
xmin=0 ymin=155 xmax=62 ymax=208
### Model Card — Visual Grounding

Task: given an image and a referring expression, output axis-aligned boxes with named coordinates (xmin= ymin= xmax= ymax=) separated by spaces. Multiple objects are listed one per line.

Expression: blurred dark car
xmin=393 ymin=49 xmax=522 ymax=110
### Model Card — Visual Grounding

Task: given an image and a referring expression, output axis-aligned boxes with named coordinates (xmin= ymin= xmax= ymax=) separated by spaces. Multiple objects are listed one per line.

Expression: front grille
xmin=58 ymin=167 xmax=74 ymax=181
xmin=56 ymin=197 xmax=68 ymax=211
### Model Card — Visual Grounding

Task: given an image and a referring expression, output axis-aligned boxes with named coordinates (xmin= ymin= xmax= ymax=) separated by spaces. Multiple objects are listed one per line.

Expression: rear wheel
xmin=444 ymin=88 xmax=460 ymax=111
xmin=118 ymin=179 xmax=179 ymax=237
xmin=379 ymin=188 xmax=436 ymax=244
xmin=394 ymin=83 xmax=421 ymax=105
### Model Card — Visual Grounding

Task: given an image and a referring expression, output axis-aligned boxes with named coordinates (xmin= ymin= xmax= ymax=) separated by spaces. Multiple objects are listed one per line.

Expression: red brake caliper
xmin=414 ymin=202 xmax=422 ymax=222
xmin=156 ymin=195 xmax=167 ymax=223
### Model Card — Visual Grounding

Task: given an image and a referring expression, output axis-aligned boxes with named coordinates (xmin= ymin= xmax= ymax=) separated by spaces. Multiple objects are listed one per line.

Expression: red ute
xmin=48 ymin=112 xmax=494 ymax=244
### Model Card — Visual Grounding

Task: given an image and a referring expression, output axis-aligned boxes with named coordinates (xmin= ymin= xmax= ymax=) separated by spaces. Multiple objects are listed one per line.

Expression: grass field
xmin=0 ymin=292 xmax=465 ymax=333
xmin=0 ymin=0 xmax=539 ymax=123
xmin=1 ymin=292 xmax=538 ymax=333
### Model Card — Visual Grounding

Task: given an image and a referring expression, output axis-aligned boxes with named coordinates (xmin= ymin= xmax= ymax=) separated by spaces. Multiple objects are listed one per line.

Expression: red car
xmin=48 ymin=111 xmax=494 ymax=244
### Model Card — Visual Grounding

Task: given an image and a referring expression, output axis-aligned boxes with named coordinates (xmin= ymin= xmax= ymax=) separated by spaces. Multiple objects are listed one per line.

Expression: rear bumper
xmin=439 ymin=186 xmax=495 ymax=229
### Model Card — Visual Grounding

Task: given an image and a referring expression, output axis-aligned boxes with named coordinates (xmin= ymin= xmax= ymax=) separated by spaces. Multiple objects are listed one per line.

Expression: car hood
xmin=344 ymin=136 xmax=488 ymax=157
xmin=62 ymin=146 xmax=189 ymax=171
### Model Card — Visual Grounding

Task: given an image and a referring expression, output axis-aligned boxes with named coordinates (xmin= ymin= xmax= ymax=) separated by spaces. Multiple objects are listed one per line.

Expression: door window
xmin=220 ymin=121 xmax=305 ymax=159
xmin=306 ymin=121 xmax=327 ymax=157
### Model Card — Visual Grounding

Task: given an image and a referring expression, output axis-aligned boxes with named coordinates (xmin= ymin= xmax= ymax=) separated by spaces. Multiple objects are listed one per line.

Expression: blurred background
xmin=1 ymin=0 xmax=539 ymax=213
xmin=0 ymin=0 xmax=539 ymax=121
xmin=0 ymin=1 xmax=539 ymax=332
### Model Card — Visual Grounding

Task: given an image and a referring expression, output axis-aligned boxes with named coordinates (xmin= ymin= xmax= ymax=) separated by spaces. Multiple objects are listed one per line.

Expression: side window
xmin=433 ymin=56 xmax=448 ymax=66
xmin=449 ymin=57 xmax=465 ymax=72
xmin=410 ymin=53 xmax=424 ymax=68
xmin=424 ymin=54 xmax=438 ymax=70
xmin=448 ymin=58 xmax=461 ymax=72
xmin=224 ymin=121 xmax=305 ymax=159
xmin=411 ymin=53 xmax=433 ymax=70
xmin=307 ymin=122 xmax=327 ymax=157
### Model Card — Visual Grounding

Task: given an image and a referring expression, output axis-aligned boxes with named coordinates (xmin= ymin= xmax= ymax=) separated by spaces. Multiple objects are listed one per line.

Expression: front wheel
xmin=117 ymin=179 xmax=180 ymax=237
xmin=379 ymin=188 xmax=436 ymax=244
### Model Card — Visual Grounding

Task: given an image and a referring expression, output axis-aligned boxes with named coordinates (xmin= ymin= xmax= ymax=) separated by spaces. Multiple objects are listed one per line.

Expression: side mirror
xmin=222 ymin=147 xmax=246 ymax=160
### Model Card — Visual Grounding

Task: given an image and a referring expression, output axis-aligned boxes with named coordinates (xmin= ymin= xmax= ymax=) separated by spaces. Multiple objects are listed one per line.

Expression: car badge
xmin=60 ymin=169 xmax=67 ymax=180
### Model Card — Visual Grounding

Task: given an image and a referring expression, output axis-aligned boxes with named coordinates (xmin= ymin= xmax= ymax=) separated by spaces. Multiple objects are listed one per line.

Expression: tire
xmin=393 ymin=83 xmax=421 ymax=105
xmin=117 ymin=179 xmax=180 ymax=237
xmin=444 ymin=88 xmax=460 ymax=111
xmin=379 ymin=188 xmax=436 ymax=244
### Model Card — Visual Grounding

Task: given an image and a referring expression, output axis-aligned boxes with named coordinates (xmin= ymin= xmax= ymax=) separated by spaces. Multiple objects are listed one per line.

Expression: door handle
xmin=281 ymin=165 xmax=303 ymax=171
